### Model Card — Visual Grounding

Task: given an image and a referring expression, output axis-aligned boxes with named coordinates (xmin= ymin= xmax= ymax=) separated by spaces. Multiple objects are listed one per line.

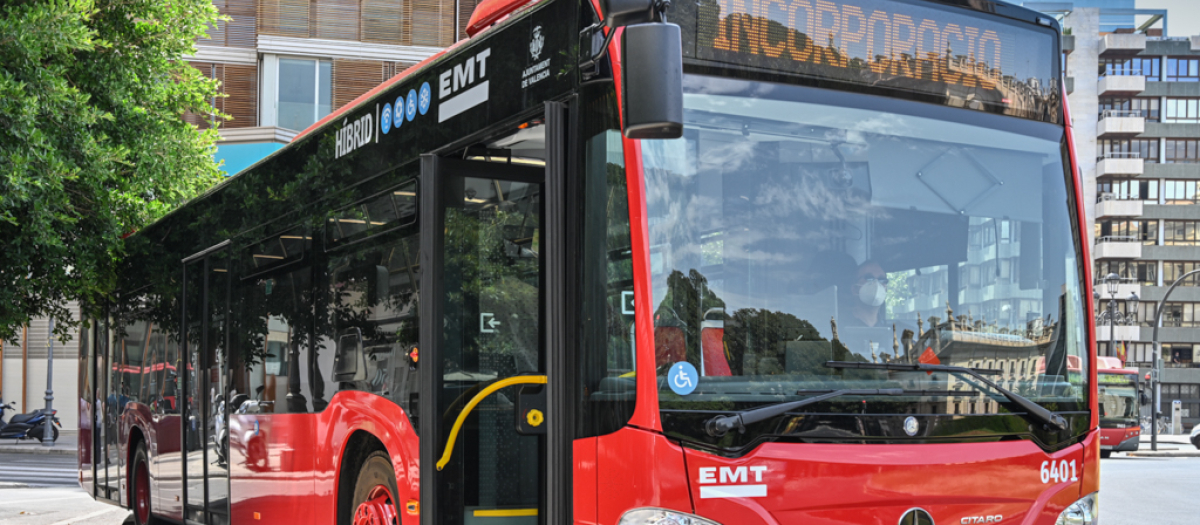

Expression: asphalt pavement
xmin=0 ymin=486 xmax=129 ymax=525
xmin=1100 ymin=455 xmax=1200 ymax=525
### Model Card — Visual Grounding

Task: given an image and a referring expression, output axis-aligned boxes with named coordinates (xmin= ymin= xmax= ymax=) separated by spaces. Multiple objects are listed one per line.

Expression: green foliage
xmin=0 ymin=0 xmax=225 ymax=340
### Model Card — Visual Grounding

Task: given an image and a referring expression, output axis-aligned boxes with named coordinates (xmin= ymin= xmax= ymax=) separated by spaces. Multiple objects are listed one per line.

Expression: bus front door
xmin=418 ymin=150 xmax=550 ymax=525
xmin=181 ymin=244 xmax=231 ymax=525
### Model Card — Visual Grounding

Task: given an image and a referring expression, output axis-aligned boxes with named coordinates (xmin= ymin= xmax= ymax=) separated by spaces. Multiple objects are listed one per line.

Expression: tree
xmin=0 ymin=0 xmax=225 ymax=340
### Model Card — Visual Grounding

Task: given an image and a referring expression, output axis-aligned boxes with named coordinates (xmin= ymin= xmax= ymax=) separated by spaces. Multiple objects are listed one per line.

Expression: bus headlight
xmin=1055 ymin=492 xmax=1098 ymax=525
xmin=618 ymin=508 xmax=723 ymax=525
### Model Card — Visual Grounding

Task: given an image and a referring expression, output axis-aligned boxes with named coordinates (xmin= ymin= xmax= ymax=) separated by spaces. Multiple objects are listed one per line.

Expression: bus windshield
xmin=643 ymin=75 xmax=1088 ymax=451
xmin=1099 ymin=374 xmax=1139 ymax=423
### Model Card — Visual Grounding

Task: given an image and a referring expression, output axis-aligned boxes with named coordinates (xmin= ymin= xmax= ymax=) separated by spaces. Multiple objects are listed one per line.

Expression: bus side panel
xmin=153 ymin=411 xmax=183 ymax=518
xmin=596 ymin=427 xmax=693 ymax=524
xmin=315 ymin=390 xmax=420 ymax=525
xmin=574 ymin=437 xmax=599 ymax=525
xmin=228 ymin=413 xmax=316 ymax=524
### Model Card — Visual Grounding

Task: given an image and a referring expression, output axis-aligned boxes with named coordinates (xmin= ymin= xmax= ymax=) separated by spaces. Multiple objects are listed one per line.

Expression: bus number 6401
xmin=1039 ymin=460 xmax=1078 ymax=484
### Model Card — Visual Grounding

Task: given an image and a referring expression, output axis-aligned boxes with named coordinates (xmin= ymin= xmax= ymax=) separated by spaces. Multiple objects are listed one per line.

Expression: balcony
xmin=1094 ymin=236 xmax=1143 ymax=259
xmin=1100 ymin=33 xmax=1147 ymax=54
xmin=1097 ymin=109 xmax=1146 ymax=137
xmin=1097 ymin=153 xmax=1144 ymax=176
xmin=1095 ymin=324 xmax=1141 ymax=341
xmin=1098 ymin=74 xmax=1146 ymax=96
xmin=1096 ymin=194 xmax=1144 ymax=218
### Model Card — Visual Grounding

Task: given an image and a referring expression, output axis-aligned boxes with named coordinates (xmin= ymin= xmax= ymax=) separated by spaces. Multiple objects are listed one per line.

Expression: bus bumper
xmin=1100 ymin=435 xmax=1140 ymax=452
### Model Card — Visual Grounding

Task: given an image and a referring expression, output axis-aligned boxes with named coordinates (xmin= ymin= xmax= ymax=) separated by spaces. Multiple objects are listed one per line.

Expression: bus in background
xmin=1098 ymin=356 xmax=1142 ymax=457
xmin=78 ymin=0 xmax=1101 ymax=524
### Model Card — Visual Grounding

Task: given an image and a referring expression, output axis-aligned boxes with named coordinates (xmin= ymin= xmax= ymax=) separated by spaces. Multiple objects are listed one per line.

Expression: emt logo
xmin=696 ymin=465 xmax=768 ymax=499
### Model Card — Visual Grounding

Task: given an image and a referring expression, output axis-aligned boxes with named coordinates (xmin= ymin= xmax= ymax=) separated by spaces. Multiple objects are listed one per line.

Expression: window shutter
xmin=200 ymin=0 xmax=227 ymax=46
xmin=315 ymin=0 xmax=361 ymax=41
xmin=363 ymin=0 xmax=404 ymax=45
xmin=221 ymin=64 xmax=259 ymax=128
xmin=458 ymin=0 xmax=478 ymax=41
xmin=261 ymin=0 xmax=310 ymax=37
xmin=184 ymin=62 xmax=215 ymax=130
xmin=412 ymin=0 xmax=452 ymax=46
xmin=226 ymin=0 xmax=258 ymax=48
xmin=333 ymin=59 xmax=389 ymax=110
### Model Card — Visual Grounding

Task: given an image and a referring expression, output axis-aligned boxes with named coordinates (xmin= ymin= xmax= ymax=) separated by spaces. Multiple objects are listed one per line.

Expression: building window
xmin=1166 ymin=58 xmax=1200 ymax=82
xmin=1165 ymin=139 xmax=1200 ymax=164
xmin=1099 ymin=178 xmax=1158 ymax=201
xmin=1164 ymin=98 xmax=1200 ymax=123
xmin=1097 ymin=219 xmax=1158 ymax=245
xmin=1159 ymin=304 xmax=1200 ymax=328
xmin=1163 ymin=220 xmax=1200 ymax=245
xmin=1164 ymin=180 xmax=1199 ymax=204
xmin=1100 ymin=57 xmax=1160 ymax=79
xmin=1096 ymin=259 xmax=1157 ymax=286
xmin=278 ymin=58 xmax=332 ymax=132
xmin=1099 ymin=97 xmax=1160 ymax=121
xmin=1164 ymin=262 xmax=1200 ymax=287
xmin=1099 ymin=139 xmax=1159 ymax=162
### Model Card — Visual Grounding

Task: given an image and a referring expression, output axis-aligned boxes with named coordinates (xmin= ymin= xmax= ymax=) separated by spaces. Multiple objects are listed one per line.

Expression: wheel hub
xmin=353 ymin=485 xmax=397 ymax=525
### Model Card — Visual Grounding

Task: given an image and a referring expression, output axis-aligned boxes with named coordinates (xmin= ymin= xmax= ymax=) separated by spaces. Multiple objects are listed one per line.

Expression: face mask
xmin=858 ymin=279 xmax=886 ymax=307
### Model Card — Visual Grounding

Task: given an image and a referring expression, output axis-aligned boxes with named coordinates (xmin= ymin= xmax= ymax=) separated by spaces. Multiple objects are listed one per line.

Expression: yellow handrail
xmin=436 ymin=375 xmax=548 ymax=471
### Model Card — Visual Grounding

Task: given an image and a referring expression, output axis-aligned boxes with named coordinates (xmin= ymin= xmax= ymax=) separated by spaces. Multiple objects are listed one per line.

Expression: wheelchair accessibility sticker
xmin=668 ymin=362 xmax=698 ymax=396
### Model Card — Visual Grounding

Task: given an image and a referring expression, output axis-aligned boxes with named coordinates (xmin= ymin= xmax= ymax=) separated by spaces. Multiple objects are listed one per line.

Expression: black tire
xmin=32 ymin=424 xmax=60 ymax=443
xmin=1100 ymin=450 xmax=1112 ymax=459
xmin=131 ymin=442 xmax=160 ymax=525
xmin=348 ymin=451 xmax=400 ymax=525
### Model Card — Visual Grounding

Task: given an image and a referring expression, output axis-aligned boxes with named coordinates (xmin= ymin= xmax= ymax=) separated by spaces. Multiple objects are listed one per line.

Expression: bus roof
xmin=289 ymin=0 xmax=548 ymax=144
xmin=1097 ymin=356 xmax=1136 ymax=373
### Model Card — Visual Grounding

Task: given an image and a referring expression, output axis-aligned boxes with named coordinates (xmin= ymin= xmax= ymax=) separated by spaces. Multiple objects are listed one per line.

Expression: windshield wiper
xmin=824 ymin=361 xmax=1069 ymax=431
xmin=705 ymin=388 xmax=915 ymax=437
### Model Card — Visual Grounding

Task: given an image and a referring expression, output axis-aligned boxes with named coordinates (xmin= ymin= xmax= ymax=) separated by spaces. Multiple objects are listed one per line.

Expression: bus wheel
xmin=132 ymin=443 xmax=154 ymax=525
xmin=1100 ymin=450 xmax=1112 ymax=459
xmin=350 ymin=451 xmax=399 ymax=525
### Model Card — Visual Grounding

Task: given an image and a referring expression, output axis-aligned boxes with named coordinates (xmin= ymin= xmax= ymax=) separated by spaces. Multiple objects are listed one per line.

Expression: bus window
xmin=234 ymin=230 xmax=323 ymax=414
xmin=323 ymin=178 xmax=421 ymax=426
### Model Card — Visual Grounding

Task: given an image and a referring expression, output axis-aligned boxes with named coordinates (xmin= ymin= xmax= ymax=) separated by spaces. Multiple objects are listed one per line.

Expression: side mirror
xmin=333 ymin=328 xmax=367 ymax=382
xmin=620 ymin=23 xmax=683 ymax=139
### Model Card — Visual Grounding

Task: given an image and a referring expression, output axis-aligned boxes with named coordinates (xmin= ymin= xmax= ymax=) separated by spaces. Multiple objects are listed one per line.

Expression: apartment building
xmin=1055 ymin=6 xmax=1200 ymax=429
xmin=189 ymin=0 xmax=470 ymax=175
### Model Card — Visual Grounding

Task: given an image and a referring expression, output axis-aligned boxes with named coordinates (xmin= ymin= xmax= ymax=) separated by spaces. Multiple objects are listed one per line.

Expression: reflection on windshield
xmin=644 ymin=76 xmax=1087 ymax=447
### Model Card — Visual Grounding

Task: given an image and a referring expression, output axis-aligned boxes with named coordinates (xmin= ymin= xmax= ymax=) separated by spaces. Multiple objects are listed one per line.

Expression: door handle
xmin=436 ymin=375 xmax=547 ymax=471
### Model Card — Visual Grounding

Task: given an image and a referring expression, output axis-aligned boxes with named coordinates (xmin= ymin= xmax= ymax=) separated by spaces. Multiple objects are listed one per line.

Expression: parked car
xmin=1191 ymin=423 xmax=1200 ymax=449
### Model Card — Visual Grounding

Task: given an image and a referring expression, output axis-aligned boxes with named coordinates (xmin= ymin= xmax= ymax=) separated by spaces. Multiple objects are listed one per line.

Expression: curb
xmin=1124 ymin=451 xmax=1200 ymax=457
xmin=0 ymin=482 xmax=31 ymax=488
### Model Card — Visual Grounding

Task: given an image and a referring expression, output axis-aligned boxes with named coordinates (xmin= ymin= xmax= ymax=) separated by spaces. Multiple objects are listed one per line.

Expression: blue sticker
xmin=406 ymin=89 xmax=418 ymax=121
xmin=418 ymin=82 xmax=431 ymax=115
xmin=667 ymin=362 xmax=698 ymax=396
xmin=394 ymin=97 xmax=404 ymax=128
xmin=380 ymin=103 xmax=392 ymax=134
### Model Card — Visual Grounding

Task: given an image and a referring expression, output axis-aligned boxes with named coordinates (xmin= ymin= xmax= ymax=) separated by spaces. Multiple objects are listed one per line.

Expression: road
xmin=0 ymin=486 xmax=129 ymax=525
xmin=1101 ymin=455 xmax=1200 ymax=525
xmin=0 ymin=453 xmax=79 ymax=487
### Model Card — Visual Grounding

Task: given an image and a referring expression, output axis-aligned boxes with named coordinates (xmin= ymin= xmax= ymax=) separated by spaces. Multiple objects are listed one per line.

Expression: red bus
xmin=1097 ymin=357 xmax=1141 ymax=457
xmin=78 ymin=0 xmax=1102 ymax=524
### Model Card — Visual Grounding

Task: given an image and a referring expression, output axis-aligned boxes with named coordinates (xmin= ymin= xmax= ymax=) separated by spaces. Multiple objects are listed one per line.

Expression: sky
xmin=1137 ymin=0 xmax=1200 ymax=37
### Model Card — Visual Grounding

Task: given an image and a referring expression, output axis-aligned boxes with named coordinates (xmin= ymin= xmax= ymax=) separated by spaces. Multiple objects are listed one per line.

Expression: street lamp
xmin=1151 ymin=267 xmax=1200 ymax=450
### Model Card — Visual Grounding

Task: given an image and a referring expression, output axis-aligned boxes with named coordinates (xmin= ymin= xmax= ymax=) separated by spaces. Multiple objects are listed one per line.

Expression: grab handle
xmin=436 ymin=375 xmax=547 ymax=471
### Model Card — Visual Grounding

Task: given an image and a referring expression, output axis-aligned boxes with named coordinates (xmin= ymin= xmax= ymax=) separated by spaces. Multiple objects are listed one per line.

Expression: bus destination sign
xmin=676 ymin=0 xmax=1061 ymax=122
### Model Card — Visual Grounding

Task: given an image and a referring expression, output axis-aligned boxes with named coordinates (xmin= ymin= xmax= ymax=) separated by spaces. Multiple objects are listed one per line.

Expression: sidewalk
xmin=0 ymin=431 xmax=77 ymax=456
xmin=1122 ymin=433 xmax=1199 ymax=458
